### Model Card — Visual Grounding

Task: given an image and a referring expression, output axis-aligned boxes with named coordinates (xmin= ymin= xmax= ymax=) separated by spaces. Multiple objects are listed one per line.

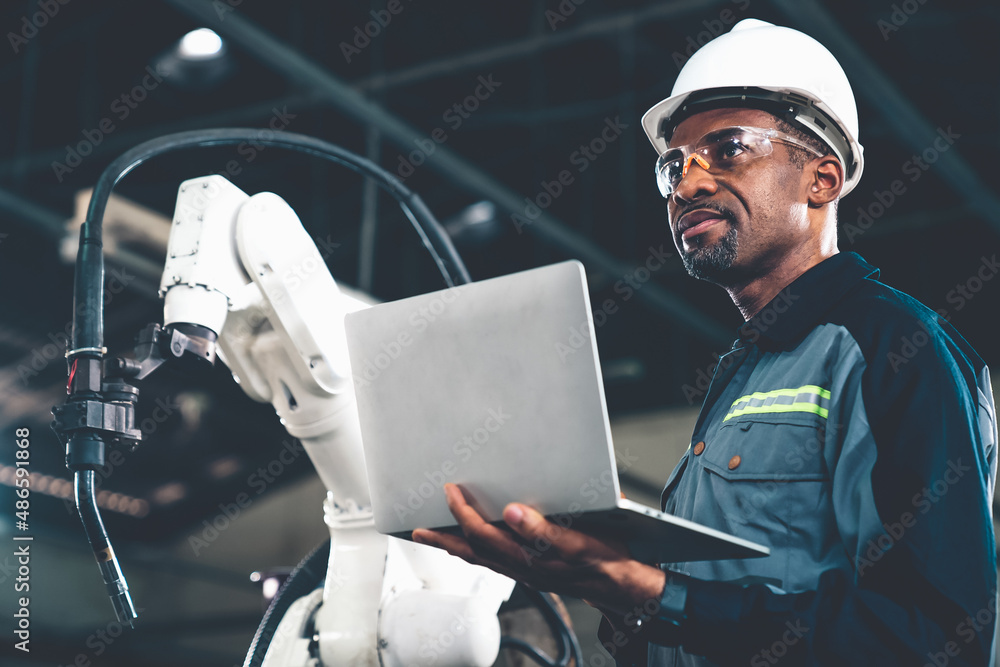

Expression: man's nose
xmin=672 ymin=154 xmax=718 ymax=203
xmin=683 ymin=154 xmax=710 ymax=177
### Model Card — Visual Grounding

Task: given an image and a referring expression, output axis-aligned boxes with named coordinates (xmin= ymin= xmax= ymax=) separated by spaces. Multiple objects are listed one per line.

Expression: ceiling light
xmin=178 ymin=28 xmax=225 ymax=60
xmin=153 ymin=28 xmax=236 ymax=91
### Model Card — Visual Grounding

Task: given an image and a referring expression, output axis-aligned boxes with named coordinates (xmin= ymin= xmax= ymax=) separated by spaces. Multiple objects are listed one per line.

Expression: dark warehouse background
xmin=0 ymin=0 xmax=998 ymax=665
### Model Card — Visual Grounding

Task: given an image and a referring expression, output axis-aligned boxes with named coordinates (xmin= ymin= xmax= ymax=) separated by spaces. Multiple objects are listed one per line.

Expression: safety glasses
xmin=655 ymin=126 xmax=825 ymax=198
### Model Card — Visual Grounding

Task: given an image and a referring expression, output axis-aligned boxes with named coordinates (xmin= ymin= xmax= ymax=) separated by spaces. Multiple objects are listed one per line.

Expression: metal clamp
xmin=66 ymin=346 xmax=108 ymax=358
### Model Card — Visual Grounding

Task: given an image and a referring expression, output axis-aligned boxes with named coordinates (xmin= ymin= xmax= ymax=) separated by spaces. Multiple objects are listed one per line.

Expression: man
xmin=413 ymin=19 xmax=998 ymax=665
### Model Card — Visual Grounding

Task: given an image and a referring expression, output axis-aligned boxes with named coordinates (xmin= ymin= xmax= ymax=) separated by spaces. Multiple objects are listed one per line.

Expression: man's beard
xmin=680 ymin=225 xmax=739 ymax=283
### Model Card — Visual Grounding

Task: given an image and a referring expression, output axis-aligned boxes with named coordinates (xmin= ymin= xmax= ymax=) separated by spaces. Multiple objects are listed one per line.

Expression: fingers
xmin=501 ymin=501 xmax=598 ymax=562
xmin=411 ymin=528 xmax=521 ymax=581
xmin=414 ymin=486 xmax=640 ymax=606
xmin=436 ymin=483 xmax=620 ymax=570
xmin=441 ymin=484 xmax=535 ymax=565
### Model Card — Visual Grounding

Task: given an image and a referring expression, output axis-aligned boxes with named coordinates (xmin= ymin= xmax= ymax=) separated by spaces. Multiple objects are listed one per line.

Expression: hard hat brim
xmin=641 ymin=85 xmax=864 ymax=197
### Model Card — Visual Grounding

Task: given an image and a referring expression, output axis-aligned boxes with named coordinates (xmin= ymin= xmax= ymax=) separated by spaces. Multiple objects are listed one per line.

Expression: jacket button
xmin=693 ymin=441 xmax=705 ymax=456
xmin=728 ymin=455 xmax=741 ymax=470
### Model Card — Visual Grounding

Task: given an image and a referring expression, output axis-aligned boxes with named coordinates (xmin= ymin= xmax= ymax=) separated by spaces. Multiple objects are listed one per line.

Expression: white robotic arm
xmin=158 ymin=175 xmax=515 ymax=667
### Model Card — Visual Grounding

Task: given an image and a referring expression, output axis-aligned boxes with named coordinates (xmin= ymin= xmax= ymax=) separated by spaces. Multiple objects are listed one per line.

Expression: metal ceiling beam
xmin=352 ymin=0 xmax=728 ymax=93
xmin=0 ymin=0 xmax=722 ymax=179
xmin=163 ymin=0 xmax=733 ymax=347
xmin=0 ymin=187 xmax=65 ymax=237
xmin=0 ymin=187 xmax=162 ymax=288
xmin=0 ymin=93 xmax=324 ymax=179
xmin=770 ymin=0 xmax=1000 ymax=237
xmin=844 ymin=205 xmax=970 ymax=241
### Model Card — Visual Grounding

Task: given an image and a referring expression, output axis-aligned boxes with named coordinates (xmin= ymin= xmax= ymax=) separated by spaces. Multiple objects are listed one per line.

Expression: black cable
xmin=74 ymin=471 xmax=109 ymax=553
xmin=74 ymin=470 xmax=137 ymax=626
xmin=72 ymin=127 xmax=471 ymax=356
xmin=500 ymin=585 xmax=583 ymax=667
xmin=62 ymin=128 xmax=471 ymax=631
xmin=502 ymin=636 xmax=565 ymax=667
xmin=243 ymin=539 xmax=331 ymax=667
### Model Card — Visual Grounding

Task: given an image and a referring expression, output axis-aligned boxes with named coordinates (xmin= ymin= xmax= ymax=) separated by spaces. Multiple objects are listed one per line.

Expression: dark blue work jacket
xmin=606 ymin=252 xmax=998 ymax=666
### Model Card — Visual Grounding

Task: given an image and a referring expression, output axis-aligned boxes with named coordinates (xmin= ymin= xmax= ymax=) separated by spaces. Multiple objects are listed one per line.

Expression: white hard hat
xmin=641 ymin=19 xmax=864 ymax=196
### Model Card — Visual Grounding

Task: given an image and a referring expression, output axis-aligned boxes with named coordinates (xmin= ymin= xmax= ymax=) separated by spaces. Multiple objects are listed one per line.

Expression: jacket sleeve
xmin=640 ymin=310 xmax=998 ymax=665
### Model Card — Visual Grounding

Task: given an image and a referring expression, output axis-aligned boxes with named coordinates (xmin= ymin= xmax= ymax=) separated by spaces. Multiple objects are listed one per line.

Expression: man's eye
xmin=718 ymin=140 xmax=747 ymax=160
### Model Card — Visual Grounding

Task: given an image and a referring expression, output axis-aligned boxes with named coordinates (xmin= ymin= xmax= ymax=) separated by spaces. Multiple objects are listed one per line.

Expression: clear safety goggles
xmin=655 ymin=126 xmax=825 ymax=198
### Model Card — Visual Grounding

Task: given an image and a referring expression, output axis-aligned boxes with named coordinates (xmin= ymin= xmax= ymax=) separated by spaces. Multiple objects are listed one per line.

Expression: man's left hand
xmin=411 ymin=483 xmax=666 ymax=617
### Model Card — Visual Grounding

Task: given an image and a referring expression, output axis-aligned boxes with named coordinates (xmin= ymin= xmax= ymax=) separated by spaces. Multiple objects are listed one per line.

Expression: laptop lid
xmin=345 ymin=261 xmax=622 ymax=534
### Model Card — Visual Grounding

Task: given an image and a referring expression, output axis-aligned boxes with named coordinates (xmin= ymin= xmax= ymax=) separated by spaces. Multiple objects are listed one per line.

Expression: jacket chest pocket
xmin=700 ymin=413 xmax=830 ymax=482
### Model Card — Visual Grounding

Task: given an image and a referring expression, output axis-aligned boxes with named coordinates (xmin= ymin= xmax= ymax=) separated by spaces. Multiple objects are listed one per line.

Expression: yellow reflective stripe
xmin=723 ymin=384 xmax=831 ymax=422
xmin=724 ymin=402 xmax=829 ymax=421
xmin=730 ymin=385 xmax=830 ymax=405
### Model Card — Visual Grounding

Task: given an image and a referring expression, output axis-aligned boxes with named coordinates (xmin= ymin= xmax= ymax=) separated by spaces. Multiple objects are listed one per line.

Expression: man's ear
xmin=806 ymin=157 xmax=844 ymax=208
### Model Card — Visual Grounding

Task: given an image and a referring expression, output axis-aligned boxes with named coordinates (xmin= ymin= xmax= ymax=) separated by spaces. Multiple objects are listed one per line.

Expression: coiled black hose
xmin=500 ymin=586 xmax=582 ymax=667
xmin=243 ymin=539 xmax=331 ymax=667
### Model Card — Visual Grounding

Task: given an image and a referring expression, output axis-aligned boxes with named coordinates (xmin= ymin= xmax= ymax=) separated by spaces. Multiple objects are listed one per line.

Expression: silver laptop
xmin=344 ymin=261 xmax=768 ymax=564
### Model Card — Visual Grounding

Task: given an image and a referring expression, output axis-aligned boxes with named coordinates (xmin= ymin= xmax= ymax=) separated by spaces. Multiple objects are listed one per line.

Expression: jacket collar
xmin=737 ymin=252 xmax=879 ymax=348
